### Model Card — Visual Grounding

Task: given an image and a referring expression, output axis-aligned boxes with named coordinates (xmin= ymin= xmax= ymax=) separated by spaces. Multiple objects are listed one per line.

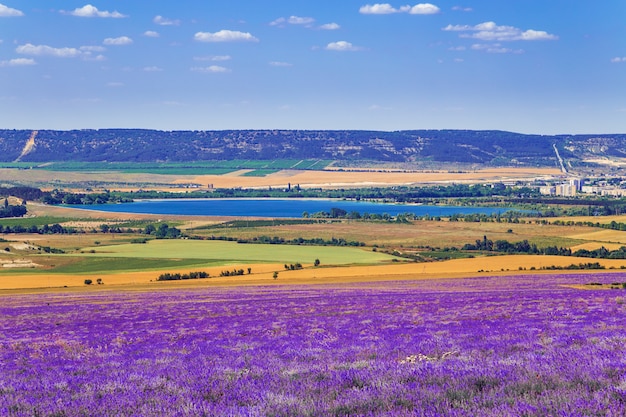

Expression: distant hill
xmin=1 ymin=129 xmax=625 ymax=167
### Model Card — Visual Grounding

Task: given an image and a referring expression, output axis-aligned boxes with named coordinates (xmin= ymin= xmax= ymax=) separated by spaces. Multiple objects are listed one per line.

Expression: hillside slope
xmin=1 ymin=129 xmax=625 ymax=166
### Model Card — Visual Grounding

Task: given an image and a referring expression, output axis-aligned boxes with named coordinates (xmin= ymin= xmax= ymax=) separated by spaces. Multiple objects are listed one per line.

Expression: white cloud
xmin=80 ymin=45 xmax=106 ymax=52
xmin=320 ymin=22 xmax=341 ymax=30
xmin=194 ymin=55 xmax=232 ymax=62
xmin=0 ymin=3 xmax=23 ymax=17
xmin=519 ymin=30 xmax=558 ymax=41
xmin=443 ymin=21 xmax=558 ymax=41
xmin=410 ymin=3 xmax=440 ymax=14
xmin=611 ymin=57 xmax=626 ymax=63
xmin=16 ymin=43 xmax=82 ymax=58
xmin=270 ymin=16 xmax=315 ymax=27
xmin=191 ymin=65 xmax=231 ymax=73
xmin=144 ymin=66 xmax=163 ymax=72
xmin=471 ymin=43 xmax=524 ymax=54
xmin=86 ymin=54 xmax=106 ymax=61
xmin=289 ymin=16 xmax=315 ymax=25
xmin=67 ymin=4 xmax=126 ymax=18
xmin=144 ymin=31 xmax=160 ymax=38
xmin=103 ymin=36 xmax=133 ymax=46
xmin=194 ymin=30 xmax=258 ymax=43
xmin=269 ymin=61 xmax=293 ymax=67
xmin=326 ymin=41 xmax=363 ymax=51
xmin=0 ymin=58 xmax=36 ymax=67
xmin=270 ymin=17 xmax=286 ymax=26
xmin=154 ymin=15 xmax=180 ymax=26
xmin=359 ymin=4 xmax=409 ymax=14
xmin=452 ymin=6 xmax=472 ymax=12
xmin=360 ymin=3 xmax=439 ymax=14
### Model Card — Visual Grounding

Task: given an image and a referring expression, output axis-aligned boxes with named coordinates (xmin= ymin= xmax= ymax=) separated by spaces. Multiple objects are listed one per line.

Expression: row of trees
xmin=41 ymin=183 xmax=544 ymax=206
xmin=0 ymin=223 xmax=74 ymax=234
xmin=219 ymin=268 xmax=250 ymax=277
xmin=157 ymin=271 xmax=210 ymax=281
xmin=463 ymin=235 xmax=626 ymax=260
xmin=0 ymin=201 xmax=27 ymax=218
xmin=0 ymin=222 xmax=183 ymax=239
xmin=239 ymin=235 xmax=365 ymax=247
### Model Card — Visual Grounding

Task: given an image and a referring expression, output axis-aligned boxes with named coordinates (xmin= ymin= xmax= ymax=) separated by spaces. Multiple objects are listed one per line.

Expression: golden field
xmin=2 ymin=255 xmax=626 ymax=294
xmin=1 ymin=166 xmax=562 ymax=191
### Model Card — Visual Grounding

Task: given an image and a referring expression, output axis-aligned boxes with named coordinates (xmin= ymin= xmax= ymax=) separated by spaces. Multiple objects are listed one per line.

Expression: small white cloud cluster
xmin=16 ymin=43 xmax=83 ymax=58
xmin=326 ymin=41 xmax=363 ymax=51
xmin=154 ymin=15 xmax=180 ymax=26
xmin=471 ymin=43 xmax=524 ymax=54
xmin=611 ymin=57 xmax=626 ymax=63
xmin=0 ymin=3 xmax=23 ymax=17
xmin=270 ymin=15 xmax=340 ymax=30
xmin=194 ymin=55 xmax=232 ymax=62
xmin=191 ymin=65 xmax=231 ymax=73
xmin=443 ymin=21 xmax=558 ymax=41
xmin=103 ymin=36 xmax=133 ymax=46
xmin=359 ymin=3 xmax=440 ymax=15
xmin=194 ymin=30 xmax=258 ymax=43
xmin=0 ymin=58 xmax=36 ymax=67
xmin=269 ymin=61 xmax=293 ymax=67
xmin=271 ymin=16 xmax=316 ymax=26
xmin=66 ymin=4 xmax=126 ymax=18
xmin=15 ymin=43 xmax=107 ymax=61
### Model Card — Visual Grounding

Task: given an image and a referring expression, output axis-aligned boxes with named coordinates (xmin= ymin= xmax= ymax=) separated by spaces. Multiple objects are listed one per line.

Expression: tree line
xmin=157 ymin=271 xmax=210 ymax=281
xmin=463 ymin=235 xmax=626 ymax=259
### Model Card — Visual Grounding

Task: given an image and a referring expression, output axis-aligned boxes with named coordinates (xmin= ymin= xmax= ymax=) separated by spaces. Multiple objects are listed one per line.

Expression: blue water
xmin=66 ymin=199 xmax=516 ymax=218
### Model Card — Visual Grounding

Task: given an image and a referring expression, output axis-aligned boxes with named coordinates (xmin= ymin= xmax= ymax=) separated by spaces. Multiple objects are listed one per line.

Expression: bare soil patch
xmin=184 ymin=167 xmax=561 ymax=189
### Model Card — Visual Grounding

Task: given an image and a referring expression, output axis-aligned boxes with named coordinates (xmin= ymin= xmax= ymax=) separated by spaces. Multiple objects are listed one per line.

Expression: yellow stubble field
xmin=2 ymin=254 xmax=625 ymax=294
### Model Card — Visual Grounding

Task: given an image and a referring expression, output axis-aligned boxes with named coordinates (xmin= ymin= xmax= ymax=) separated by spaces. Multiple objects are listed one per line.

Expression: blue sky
xmin=1 ymin=1 xmax=625 ymax=134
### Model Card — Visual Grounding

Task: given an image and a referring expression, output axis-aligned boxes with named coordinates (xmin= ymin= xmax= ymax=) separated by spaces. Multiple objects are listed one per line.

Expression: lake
xmin=65 ymin=198 xmax=518 ymax=218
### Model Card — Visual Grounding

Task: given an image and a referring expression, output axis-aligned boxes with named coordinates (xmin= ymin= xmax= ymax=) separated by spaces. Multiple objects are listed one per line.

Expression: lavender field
xmin=1 ymin=274 xmax=626 ymax=416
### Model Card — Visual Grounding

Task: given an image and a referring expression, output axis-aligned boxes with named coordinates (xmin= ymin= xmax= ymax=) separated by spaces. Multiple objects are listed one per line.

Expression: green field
xmin=0 ymin=216 xmax=72 ymax=227
xmin=241 ymin=169 xmax=281 ymax=177
xmin=48 ymin=257 xmax=221 ymax=274
xmin=76 ymin=239 xmax=398 ymax=266
xmin=0 ymin=159 xmax=333 ymax=175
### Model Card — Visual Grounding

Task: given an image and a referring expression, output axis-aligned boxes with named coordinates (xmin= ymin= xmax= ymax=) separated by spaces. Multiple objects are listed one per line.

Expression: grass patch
xmin=76 ymin=239 xmax=398 ymax=265
xmin=191 ymin=219 xmax=320 ymax=230
xmin=418 ymin=251 xmax=476 ymax=260
xmin=241 ymin=169 xmax=280 ymax=177
xmin=6 ymin=160 xmax=333 ymax=174
xmin=0 ymin=217 xmax=72 ymax=227
xmin=48 ymin=257 xmax=218 ymax=274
